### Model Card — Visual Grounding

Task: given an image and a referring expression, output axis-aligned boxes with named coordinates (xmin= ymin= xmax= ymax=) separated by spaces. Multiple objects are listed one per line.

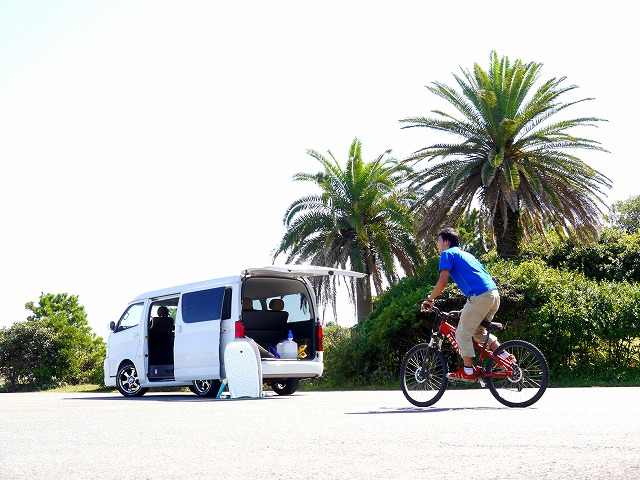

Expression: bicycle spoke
xmin=486 ymin=340 xmax=549 ymax=407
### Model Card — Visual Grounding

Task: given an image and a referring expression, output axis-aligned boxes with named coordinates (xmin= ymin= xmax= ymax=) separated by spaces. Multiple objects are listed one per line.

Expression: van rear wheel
xmin=189 ymin=379 xmax=222 ymax=397
xmin=270 ymin=378 xmax=299 ymax=395
xmin=116 ymin=362 xmax=148 ymax=397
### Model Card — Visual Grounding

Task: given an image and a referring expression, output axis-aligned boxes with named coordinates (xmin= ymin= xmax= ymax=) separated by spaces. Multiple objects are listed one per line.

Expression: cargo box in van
xmin=103 ymin=265 xmax=364 ymax=397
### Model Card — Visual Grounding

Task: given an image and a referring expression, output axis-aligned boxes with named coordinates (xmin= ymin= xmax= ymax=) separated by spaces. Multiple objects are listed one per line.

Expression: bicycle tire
xmin=486 ymin=339 xmax=549 ymax=408
xmin=400 ymin=343 xmax=448 ymax=407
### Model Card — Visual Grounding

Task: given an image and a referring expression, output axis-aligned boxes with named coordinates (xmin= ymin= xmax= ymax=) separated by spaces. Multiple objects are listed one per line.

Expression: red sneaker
xmin=447 ymin=367 xmax=477 ymax=382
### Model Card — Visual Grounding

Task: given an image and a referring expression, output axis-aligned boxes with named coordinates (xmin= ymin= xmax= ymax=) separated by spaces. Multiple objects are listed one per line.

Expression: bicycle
xmin=400 ymin=306 xmax=549 ymax=408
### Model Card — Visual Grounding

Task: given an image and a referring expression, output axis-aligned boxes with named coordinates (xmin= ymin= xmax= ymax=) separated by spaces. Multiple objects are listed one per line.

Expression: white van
xmin=103 ymin=265 xmax=364 ymax=397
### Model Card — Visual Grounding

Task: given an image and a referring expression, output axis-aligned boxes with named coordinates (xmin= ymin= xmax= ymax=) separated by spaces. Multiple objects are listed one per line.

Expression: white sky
xmin=1 ymin=1 xmax=638 ymax=340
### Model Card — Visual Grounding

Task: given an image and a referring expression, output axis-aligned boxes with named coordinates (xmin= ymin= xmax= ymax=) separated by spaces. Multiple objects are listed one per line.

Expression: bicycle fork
xmin=418 ymin=333 xmax=443 ymax=379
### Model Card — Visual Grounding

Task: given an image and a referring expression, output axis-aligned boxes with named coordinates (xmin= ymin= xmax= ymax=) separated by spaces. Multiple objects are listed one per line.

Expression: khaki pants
xmin=456 ymin=289 xmax=500 ymax=358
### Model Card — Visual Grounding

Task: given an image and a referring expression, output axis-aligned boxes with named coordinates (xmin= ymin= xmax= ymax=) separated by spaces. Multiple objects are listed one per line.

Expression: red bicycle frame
xmin=435 ymin=316 xmax=514 ymax=379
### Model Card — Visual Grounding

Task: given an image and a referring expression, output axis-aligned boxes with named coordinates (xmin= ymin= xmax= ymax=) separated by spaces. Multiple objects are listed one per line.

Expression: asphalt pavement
xmin=0 ymin=387 xmax=638 ymax=479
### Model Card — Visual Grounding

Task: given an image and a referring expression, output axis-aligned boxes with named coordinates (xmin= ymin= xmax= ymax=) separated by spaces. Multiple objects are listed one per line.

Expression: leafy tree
xmin=418 ymin=208 xmax=494 ymax=259
xmin=457 ymin=208 xmax=495 ymax=257
xmin=274 ymin=138 xmax=424 ymax=322
xmin=401 ymin=50 xmax=611 ymax=258
xmin=0 ymin=320 xmax=58 ymax=392
xmin=24 ymin=293 xmax=105 ymax=386
xmin=609 ymin=194 xmax=640 ymax=233
xmin=26 ymin=292 xmax=89 ymax=328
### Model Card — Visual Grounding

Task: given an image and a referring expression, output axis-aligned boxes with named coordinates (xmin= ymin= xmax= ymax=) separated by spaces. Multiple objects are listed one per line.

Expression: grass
xmin=44 ymin=384 xmax=115 ymax=393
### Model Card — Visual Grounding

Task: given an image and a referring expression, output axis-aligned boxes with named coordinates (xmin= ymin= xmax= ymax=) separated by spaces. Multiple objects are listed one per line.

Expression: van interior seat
xmin=268 ymin=298 xmax=285 ymax=311
xmin=243 ymin=298 xmax=289 ymax=348
xmin=242 ymin=297 xmax=254 ymax=310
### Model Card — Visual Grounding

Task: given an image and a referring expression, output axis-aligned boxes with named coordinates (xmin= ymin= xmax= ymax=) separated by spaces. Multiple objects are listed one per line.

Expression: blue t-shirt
xmin=439 ymin=247 xmax=496 ymax=297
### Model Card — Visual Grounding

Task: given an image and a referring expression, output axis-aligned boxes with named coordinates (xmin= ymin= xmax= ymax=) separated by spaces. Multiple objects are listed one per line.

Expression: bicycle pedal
xmin=478 ymin=379 xmax=486 ymax=387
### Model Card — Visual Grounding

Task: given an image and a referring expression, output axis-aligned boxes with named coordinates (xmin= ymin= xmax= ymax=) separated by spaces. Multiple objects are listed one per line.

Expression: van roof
xmin=131 ymin=275 xmax=239 ymax=302
xmin=129 ymin=264 xmax=365 ymax=303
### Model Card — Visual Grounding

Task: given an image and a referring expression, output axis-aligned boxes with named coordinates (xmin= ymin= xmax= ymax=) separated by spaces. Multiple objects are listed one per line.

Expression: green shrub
xmin=490 ymin=258 xmax=640 ymax=372
xmin=320 ymin=323 xmax=385 ymax=388
xmin=545 ymin=228 xmax=640 ymax=282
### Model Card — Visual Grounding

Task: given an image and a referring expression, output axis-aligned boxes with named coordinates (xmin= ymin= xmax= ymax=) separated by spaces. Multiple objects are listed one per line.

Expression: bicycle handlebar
xmin=420 ymin=304 xmax=461 ymax=317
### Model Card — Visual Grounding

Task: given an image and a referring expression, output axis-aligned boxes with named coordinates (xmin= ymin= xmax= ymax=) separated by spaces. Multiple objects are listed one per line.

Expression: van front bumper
xmin=103 ymin=359 xmax=116 ymax=387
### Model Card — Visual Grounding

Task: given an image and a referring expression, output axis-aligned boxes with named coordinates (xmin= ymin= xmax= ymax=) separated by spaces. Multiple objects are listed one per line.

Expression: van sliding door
xmin=174 ymin=287 xmax=226 ymax=381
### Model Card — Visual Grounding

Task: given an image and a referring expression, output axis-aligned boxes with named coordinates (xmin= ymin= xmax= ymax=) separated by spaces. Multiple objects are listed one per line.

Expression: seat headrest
xmin=242 ymin=297 xmax=254 ymax=310
xmin=268 ymin=298 xmax=285 ymax=311
xmin=157 ymin=306 xmax=170 ymax=317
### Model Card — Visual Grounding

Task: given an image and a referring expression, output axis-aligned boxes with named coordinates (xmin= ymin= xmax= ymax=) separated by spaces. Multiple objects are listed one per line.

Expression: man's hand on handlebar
xmin=421 ymin=298 xmax=434 ymax=311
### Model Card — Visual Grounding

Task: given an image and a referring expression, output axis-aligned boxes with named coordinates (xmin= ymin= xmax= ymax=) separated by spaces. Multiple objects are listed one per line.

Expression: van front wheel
xmin=189 ymin=380 xmax=222 ymax=397
xmin=116 ymin=362 xmax=148 ymax=397
xmin=270 ymin=378 xmax=300 ymax=395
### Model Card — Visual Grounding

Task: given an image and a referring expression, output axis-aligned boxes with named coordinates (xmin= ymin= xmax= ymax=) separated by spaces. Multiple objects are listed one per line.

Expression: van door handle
xmin=178 ymin=325 xmax=182 ymax=333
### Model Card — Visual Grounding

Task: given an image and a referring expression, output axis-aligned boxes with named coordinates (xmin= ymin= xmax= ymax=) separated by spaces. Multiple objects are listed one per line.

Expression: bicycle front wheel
xmin=400 ymin=343 xmax=448 ymax=407
xmin=486 ymin=339 xmax=549 ymax=408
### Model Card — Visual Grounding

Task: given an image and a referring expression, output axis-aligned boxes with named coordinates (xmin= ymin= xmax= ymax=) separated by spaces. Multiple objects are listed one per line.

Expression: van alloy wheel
xmin=189 ymin=379 xmax=222 ymax=397
xmin=116 ymin=362 xmax=148 ymax=397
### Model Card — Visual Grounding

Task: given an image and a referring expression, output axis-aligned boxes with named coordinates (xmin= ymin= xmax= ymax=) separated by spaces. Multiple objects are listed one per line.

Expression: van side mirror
xmin=109 ymin=321 xmax=116 ymax=331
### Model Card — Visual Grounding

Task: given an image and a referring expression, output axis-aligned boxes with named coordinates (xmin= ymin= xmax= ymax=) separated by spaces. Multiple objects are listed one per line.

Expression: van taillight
xmin=317 ymin=324 xmax=323 ymax=351
xmin=235 ymin=321 xmax=245 ymax=338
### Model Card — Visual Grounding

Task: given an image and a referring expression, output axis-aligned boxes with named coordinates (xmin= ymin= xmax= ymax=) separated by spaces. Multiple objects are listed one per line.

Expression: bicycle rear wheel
xmin=400 ymin=343 xmax=448 ymax=407
xmin=486 ymin=339 xmax=549 ymax=408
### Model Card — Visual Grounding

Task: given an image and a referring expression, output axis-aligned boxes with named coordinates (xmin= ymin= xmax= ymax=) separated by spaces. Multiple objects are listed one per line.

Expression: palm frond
xmin=402 ymin=51 xmax=610 ymax=256
xmin=274 ymin=138 xmax=425 ymax=321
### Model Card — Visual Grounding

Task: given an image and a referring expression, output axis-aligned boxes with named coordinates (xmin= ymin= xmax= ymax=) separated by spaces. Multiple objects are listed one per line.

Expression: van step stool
xmin=223 ymin=338 xmax=262 ymax=398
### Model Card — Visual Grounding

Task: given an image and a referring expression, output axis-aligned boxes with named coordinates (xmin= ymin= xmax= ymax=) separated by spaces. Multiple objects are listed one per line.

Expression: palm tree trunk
xmin=356 ymin=276 xmax=373 ymax=323
xmin=494 ymin=202 xmax=521 ymax=259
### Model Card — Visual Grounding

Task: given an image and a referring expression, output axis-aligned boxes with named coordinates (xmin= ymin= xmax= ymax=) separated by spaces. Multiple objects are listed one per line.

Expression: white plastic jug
xmin=276 ymin=330 xmax=298 ymax=359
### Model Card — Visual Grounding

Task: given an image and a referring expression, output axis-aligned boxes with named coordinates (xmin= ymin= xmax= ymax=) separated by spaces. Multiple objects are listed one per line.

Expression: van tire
xmin=116 ymin=362 xmax=148 ymax=397
xmin=270 ymin=378 xmax=299 ymax=395
xmin=189 ymin=380 xmax=222 ymax=397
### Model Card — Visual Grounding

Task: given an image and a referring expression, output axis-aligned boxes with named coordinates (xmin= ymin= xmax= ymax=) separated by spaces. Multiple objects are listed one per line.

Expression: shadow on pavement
xmin=64 ymin=394 xmax=277 ymax=402
xmin=347 ymin=405 xmax=519 ymax=414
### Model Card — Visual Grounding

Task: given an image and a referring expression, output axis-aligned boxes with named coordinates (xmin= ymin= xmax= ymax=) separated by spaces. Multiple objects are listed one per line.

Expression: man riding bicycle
xmin=421 ymin=227 xmax=512 ymax=381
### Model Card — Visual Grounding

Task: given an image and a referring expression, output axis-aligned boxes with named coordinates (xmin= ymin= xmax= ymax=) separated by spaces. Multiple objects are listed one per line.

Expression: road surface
xmin=1 ymin=387 xmax=638 ymax=479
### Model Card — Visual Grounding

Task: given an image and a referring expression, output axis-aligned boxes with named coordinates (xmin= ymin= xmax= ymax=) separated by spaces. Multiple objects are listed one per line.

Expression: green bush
xmin=321 ymin=324 xmax=382 ymax=388
xmin=1 ymin=293 xmax=106 ymax=392
xmin=545 ymin=228 xmax=640 ymax=282
xmin=481 ymin=258 xmax=640 ymax=375
xmin=0 ymin=320 xmax=59 ymax=392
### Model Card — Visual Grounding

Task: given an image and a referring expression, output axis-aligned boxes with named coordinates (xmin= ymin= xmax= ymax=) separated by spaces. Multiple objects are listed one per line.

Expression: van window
xmin=266 ymin=293 xmax=311 ymax=323
xmin=149 ymin=302 xmax=178 ymax=320
xmin=221 ymin=287 xmax=232 ymax=320
xmin=115 ymin=303 xmax=144 ymax=332
xmin=181 ymin=287 xmax=227 ymax=323
xmin=249 ymin=299 xmax=261 ymax=310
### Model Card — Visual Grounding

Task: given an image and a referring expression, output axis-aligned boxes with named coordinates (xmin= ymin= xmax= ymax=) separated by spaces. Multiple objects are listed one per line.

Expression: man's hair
xmin=438 ymin=227 xmax=460 ymax=247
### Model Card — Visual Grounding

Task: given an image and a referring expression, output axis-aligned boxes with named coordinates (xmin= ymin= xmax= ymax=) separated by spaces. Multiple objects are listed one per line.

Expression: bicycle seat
xmin=480 ymin=320 xmax=503 ymax=331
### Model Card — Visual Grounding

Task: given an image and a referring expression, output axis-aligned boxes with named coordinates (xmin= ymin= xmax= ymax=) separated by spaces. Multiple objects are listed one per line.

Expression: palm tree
xmin=401 ymin=51 xmax=611 ymax=258
xmin=273 ymin=138 xmax=423 ymax=322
